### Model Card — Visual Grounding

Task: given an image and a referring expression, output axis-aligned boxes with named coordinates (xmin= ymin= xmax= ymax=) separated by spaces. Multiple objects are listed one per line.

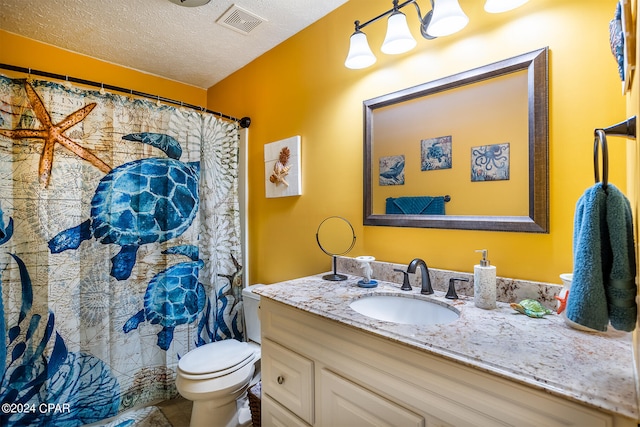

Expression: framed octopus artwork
xmin=471 ymin=143 xmax=510 ymax=182
xmin=264 ymin=136 xmax=302 ymax=198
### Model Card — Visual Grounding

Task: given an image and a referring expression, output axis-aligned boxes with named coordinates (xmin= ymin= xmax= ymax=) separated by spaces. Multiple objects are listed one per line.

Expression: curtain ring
xmin=594 ymin=129 xmax=608 ymax=190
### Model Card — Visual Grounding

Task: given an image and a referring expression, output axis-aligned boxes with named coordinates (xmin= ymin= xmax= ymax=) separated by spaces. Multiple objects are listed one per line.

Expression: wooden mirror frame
xmin=363 ymin=47 xmax=548 ymax=232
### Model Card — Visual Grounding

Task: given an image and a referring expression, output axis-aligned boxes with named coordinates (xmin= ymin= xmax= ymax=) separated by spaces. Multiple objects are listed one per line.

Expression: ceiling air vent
xmin=216 ymin=4 xmax=266 ymax=35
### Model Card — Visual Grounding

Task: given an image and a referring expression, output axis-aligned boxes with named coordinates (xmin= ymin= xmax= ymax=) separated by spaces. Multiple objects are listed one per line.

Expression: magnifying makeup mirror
xmin=316 ymin=216 xmax=356 ymax=281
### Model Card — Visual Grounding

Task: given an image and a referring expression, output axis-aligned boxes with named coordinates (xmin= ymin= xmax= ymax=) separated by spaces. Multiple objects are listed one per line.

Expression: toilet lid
xmin=178 ymin=340 xmax=255 ymax=376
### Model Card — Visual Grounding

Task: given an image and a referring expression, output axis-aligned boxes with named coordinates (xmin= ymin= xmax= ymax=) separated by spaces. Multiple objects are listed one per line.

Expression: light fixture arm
xmin=412 ymin=0 xmax=437 ymax=39
xmin=351 ymin=0 xmax=436 ymax=40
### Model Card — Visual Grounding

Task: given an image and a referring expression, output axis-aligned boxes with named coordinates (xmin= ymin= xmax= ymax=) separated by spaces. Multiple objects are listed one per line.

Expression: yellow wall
xmin=0 ymin=30 xmax=207 ymax=106
xmin=0 ymin=0 xmax=628 ymax=287
xmin=208 ymin=0 xmax=627 ymax=285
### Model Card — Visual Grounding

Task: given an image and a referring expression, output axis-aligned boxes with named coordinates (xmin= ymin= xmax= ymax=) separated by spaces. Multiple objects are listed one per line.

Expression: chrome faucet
xmin=406 ymin=258 xmax=433 ymax=295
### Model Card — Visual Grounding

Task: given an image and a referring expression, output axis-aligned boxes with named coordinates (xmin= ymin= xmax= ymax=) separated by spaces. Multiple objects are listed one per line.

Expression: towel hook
xmin=594 ymin=129 xmax=608 ymax=190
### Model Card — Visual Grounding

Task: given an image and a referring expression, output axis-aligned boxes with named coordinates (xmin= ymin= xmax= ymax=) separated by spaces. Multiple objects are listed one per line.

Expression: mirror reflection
xmin=364 ymin=48 xmax=548 ymax=232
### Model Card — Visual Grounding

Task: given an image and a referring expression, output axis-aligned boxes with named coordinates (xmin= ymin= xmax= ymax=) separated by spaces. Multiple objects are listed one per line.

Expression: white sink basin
xmin=349 ymin=294 xmax=459 ymax=325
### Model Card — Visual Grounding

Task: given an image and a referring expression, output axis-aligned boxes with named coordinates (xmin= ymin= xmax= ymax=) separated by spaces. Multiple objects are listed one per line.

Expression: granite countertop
xmin=254 ymin=273 xmax=639 ymax=421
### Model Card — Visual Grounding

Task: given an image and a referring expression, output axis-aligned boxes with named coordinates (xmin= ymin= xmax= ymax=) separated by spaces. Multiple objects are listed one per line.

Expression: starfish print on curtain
xmin=0 ymin=81 xmax=110 ymax=187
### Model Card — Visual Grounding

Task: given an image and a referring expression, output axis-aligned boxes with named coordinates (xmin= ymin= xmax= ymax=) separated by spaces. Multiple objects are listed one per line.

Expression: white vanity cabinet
xmin=319 ymin=368 xmax=425 ymax=426
xmin=260 ymin=297 xmax=635 ymax=427
xmin=261 ymin=338 xmax=314 ymax=425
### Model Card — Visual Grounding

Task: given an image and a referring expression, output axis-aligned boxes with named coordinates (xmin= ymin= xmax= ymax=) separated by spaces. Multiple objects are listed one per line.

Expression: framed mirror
xmin=364 ymin=47 xmax=548 ymax=232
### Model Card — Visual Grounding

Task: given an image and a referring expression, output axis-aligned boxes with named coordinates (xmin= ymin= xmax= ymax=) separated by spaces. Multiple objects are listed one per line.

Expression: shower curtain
xmin=0 ymin=77 xmax=244 ymax=426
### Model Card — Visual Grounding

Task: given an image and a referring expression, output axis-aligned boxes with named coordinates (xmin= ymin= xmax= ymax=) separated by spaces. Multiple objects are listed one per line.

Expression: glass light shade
xmin=427 ymin=0 xmax=469 ymax=37
xmin=484 ymin=0 xmax=529 ymax=13
xmin=381 ymin=11 xmax=417 ymax=55
xmin=345 ymin=31 xmax=377 ymax=69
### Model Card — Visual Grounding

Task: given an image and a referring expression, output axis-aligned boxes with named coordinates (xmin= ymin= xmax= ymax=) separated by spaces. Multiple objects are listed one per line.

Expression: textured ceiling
xmin=0 ymin=0 xmax=349 ymax=88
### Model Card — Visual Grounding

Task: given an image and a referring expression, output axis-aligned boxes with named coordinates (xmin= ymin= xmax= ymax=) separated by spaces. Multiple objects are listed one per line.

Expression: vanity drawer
xmin=261 ymin=338 xmax=314 ymax=424
xmin=262 ymin=393 xmax=311 ymax=427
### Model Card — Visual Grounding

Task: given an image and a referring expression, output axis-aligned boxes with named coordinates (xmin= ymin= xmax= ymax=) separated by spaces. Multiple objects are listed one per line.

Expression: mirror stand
xmin=323 ymin=256 xmax=347 ymax=281
xmin=316 ymin=216 xmax=356 ymax=281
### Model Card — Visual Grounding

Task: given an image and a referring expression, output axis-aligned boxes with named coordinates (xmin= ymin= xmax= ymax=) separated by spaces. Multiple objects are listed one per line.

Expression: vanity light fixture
xmin=381 ymin=10 xmax=418 ymax=54
xmin=427 ymin=0 xmax=469 ymax=37
xmin=345 ymin=0 xmax=529 ymax=69
xmin=345 ymin=28 xmax=378 ymax=69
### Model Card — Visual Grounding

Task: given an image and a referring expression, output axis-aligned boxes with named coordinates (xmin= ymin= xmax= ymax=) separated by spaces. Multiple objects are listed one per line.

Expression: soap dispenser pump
xmin=474 ymin=249 xmax=497 ymax=309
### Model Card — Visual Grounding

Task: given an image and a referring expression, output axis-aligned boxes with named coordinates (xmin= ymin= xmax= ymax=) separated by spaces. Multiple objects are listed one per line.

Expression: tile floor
xmin=156 ymin=386 xmax=261 ymax=427
xmin=157 ymin=396 xmax=192 ymax=427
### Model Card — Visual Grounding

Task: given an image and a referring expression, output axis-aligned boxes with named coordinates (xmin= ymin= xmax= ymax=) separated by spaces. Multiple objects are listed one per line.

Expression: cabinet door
xmin=320 ymin=369 xmax=426 ymax=427
xmin=262 ymin=393 xmax=311 ymax=427
xmin=262 ymin=338 xmax=314 ymax=424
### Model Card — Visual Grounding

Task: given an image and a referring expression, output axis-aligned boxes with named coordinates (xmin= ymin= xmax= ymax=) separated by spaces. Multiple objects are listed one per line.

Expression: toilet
xmin=176 ymin=284 xmax=263 ymax=427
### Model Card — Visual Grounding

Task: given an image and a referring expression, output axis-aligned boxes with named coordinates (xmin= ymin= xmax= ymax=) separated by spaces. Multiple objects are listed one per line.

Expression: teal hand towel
xmin=567 ymin=183 xmax=638 ymax=332
xmin=604 ymin=184 xmax=637 ymax=331
xmin=567 ymin=183 xmax=609 ymax=331
xmin=385 ymin=196 xmax=446 ymax=215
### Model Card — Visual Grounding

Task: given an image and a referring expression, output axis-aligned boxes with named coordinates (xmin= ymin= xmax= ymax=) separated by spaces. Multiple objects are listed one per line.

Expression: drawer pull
xmin=277 ymin=375 xmax=285 ymax=384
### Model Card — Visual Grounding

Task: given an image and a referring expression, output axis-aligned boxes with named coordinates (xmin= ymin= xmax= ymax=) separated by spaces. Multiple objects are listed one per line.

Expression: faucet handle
xmin=446 ymin=277 xmax=469 ymax=299
xmin=393 ymin=269 xmax=412 ymax=291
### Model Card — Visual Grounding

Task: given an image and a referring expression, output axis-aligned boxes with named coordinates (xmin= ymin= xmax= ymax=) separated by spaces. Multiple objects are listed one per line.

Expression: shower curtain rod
xmin=0 ymin=63 xmax=251 ymax=128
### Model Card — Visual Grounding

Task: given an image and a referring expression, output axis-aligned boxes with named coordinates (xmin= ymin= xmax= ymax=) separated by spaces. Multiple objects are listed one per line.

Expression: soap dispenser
xmin=474 ymin=249 xmax=496 ymax=309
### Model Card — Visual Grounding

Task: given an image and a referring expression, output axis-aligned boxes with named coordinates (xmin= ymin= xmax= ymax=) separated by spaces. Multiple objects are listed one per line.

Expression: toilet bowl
xmin=176 ymin=284 xmax=264 ymax=427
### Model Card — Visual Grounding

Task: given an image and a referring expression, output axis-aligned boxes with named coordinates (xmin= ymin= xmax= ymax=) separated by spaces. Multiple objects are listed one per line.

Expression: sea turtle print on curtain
xmin=124 ymin=245 xmax=206 ymax=350
xmin=48 ymin=132 xmax=201 ymax=281
xmin=0 ymin=77 xmax=244 ymax=425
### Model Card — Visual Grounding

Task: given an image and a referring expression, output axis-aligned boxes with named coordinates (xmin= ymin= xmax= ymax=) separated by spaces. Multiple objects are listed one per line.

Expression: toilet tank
xmin=242 ymin=284 xmax=264 ymax=344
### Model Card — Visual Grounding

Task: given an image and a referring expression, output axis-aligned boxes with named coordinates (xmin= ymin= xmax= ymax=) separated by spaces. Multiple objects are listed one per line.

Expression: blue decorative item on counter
xmin=357 ymin=280 xmax=378 ymax=288
xmin=356 ymin=255 xmax=378 ymax=288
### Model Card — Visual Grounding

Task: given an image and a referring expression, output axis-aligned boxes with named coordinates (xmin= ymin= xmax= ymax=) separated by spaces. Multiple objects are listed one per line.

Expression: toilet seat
xmin=178 ymin=340 xmax=256 ymax=381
